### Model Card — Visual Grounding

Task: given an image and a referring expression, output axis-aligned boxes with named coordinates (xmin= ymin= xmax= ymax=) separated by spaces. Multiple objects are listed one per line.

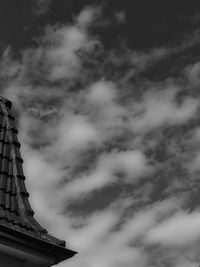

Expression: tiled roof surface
xmin=0 ymin=97 xmax=66 ymax=247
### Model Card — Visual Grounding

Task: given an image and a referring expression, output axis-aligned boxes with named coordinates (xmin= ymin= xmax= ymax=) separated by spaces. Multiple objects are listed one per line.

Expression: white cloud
xmin=115 ymin=11 xmax=126 ymax=24
xmin=69 ymin=211 xmax=119 ymax=250
xmin=145 ymin=211 xmax=200 ymax=246
xmin=131 ymin=47 xmax=171 ymax=71
xmin=57 ymin=150 xmax=149 ymax=202
xmin=130 ymin=87 xmax=198 ymax=132
xmin=185 ymin=62 xmax=200 ymax=87
xmin=47 ymin=24 xmax=98 ymax=81
xmin=86 ymin=80 xmax=128 ymax=138
xmin=55 ymin=114 xmax=102 ymax=152
xmin=87 ymin=80 xmax=116 ymax=106
xmin=1 ymin=5 xmax=200 ymax=267
xmin=43 ymin=6 xmax=100 ymax=82
xmin=60 ymin=168 xmax=114 ymax=200
xmin=102 ymin=150 xmax=151 ymax=181
xmin=109 ymin=198 xmax=180 ymax=246
xmin=77 ymin=6 xmax=101 ymax=29
xmin=188 ymin=153 xmax=200 ymax=172
xmin=55 ymin=199 xmax=179 ymax=267
xmin=174 ymin=258 xmax=198 ymax=267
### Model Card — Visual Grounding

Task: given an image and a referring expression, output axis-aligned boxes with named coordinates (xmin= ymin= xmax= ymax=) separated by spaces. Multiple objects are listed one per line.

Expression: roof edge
xmin=0 ymin=223 xmax=77 ymax=264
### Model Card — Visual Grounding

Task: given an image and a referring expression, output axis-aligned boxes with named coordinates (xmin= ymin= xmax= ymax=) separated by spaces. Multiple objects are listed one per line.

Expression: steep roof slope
xmin=0 ymin=96 xmax=67 ymax=248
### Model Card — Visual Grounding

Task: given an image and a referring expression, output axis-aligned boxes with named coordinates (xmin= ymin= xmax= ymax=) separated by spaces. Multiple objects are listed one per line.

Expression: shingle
xmin=3 ymin=141 xmax=10 ymax=159
xmin=17 ymin=177 xmax=29 ymax=196
xmin=6 ymin=176 xmax=12 ymax=193
xmin=8 ymin=160 xmax=13 ymax=176
xmin=5 ymin=193 xmax=11 ymax=210
xmin=12 ymin=145 xmax=22 ymax=161
xmin=15 ymin=159 xmax=24 ymax=177
xmin=11 ymin=194 xmax=18 ymax=212
xmin=11 ymin=179 xmax=17 ymax=195
xmin=0 ymin=174 xmax=7 ymax=190
xmin=1 ymin=157 xmax=9 ymax=174
xmin=0 ymin=97 xmax=66 ymax=247
xmin=0 ymin=141 xmax=3 ymax=154
xmin=0 ymin=126 xmax=6 ymax=141
xmin=10 ymin=132 xmax=20 ymax=146
xmin=0 ymin=189 xmax=5 ymax=206
xmin=0 ymin=114 xmax=4 ymax=126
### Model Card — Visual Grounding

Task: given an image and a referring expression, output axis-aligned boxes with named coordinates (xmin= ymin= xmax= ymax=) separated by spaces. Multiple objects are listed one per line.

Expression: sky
xmin=1 ymin=1 xmax=200 ymax=266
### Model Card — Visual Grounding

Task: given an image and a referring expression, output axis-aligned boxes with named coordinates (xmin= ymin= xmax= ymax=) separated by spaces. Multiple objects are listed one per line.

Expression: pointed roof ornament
xmin=0 ymin=96 xmax=76 ymax=266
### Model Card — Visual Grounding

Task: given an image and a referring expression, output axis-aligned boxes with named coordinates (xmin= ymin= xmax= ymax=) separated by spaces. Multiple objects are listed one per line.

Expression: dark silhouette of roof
xmin=0 ymin=96 xmax=67 ymax=247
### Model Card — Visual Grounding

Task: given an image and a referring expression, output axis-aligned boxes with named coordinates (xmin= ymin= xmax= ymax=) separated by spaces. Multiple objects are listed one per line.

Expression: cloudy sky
xmin=1 ymin=0 xmax=200 ymax=266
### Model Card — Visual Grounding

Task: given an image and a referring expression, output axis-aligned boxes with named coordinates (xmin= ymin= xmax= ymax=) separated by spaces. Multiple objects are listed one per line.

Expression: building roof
xmin=0 ymin=96 xmax=72 ymax=250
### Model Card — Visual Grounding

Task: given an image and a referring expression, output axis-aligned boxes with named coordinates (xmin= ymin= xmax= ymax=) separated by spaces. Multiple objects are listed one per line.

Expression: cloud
xmin=46 ymin=25 xmax=98 ymax=82
xmin=185 ymin=61 xmax=200 ymax=87
xmin=76 ymin=6 xmax=101 ymax=29
xmin=174 ymin=258 xmax=199 ymax=267
xmin=102 ymin=150 xmax=150 ymax=181
xmin=130 ymin=47 xmax=172 ymax=71
xmin=87 ymin=80 xmax=116 ymax=106
xmin=145 ymin=211 xmax=200 ymax=246
xmin=108 ymin=46 xmax=174 ymax=81
xmin=56 ymin=149 xmax=150 ymax=203
xmin=1 ymin=4 xmax=200 ymax=267
xmin=188 ymin=153 xmax=200 ymax=172
xmin=110 ymin=198 xmax=180 ymax=246
xmin=86 ymin=80 xmax=128 ymax=139
xmin=69 ymin=210 xmax=119 ymax=250
xmin=59 ymin=167 xmax=115 ymax=201
xmin=130 ymin=86 xmax=198 ymax=132
xmin=34 ymin=0 xmax=52 ymax=15
xmin=56 ymin=198 xmax=179 ymax=267
xmin=54 ymin=114 xmax=102 ymax=153
xmin=115 ymin=11 xmax=126 ymax=24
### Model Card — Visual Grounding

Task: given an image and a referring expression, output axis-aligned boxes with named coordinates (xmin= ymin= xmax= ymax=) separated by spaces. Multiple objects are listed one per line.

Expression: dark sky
xmin=2 ymin=2 xmax=200 ymax=267
xmin=1 ymin=0 xmax=200 ymax=53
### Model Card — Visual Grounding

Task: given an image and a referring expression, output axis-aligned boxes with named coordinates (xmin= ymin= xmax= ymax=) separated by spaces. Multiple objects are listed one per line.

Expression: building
xmin=0 ymin=97 xmax=76 ymax=266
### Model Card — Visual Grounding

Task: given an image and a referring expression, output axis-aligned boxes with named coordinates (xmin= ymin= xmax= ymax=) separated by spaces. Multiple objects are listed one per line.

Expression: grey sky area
xmin=1 ymin=1 xmax=200 ymax=266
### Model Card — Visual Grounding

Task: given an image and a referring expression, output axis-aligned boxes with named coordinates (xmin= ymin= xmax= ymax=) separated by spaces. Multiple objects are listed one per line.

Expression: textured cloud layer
xmin=1 ymin=5 xmax=200 ymax=267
